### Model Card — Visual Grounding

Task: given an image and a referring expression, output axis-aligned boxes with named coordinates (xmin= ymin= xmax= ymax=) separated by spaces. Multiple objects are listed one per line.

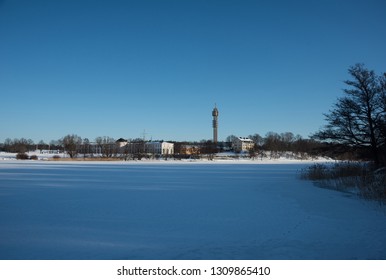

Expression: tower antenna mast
xmin=212 ymin=104 xmax=219 ymax=144
xmin=142 ymin=129 xmax=148 ymax=141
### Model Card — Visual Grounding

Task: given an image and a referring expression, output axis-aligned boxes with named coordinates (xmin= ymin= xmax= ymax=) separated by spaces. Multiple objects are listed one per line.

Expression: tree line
xmin=0 ymin=136 xmax=119 ymax=158
xmin=224 ymin=132 xmax=324 ymax=159
xmin=1 ymin=133 xmax=324 ymax=160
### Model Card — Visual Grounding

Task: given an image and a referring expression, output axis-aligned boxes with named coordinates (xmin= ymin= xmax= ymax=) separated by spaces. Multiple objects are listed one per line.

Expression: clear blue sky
xmin=1 ymin=0 xmax=385 ymax=143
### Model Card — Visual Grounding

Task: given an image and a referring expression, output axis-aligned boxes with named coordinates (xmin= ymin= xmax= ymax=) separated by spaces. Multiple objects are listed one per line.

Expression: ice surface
xmin=0 ymin=161 xmax=385 ymax=260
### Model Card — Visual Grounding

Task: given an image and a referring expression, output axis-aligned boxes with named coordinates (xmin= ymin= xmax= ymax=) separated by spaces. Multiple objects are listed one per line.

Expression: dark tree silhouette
xmin=313 ymin=64 xmax=385 ymax=166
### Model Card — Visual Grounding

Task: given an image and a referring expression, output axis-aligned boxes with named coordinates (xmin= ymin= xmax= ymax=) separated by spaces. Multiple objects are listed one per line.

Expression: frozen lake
xmin=0 ymin=161 xmax=385 ymax=260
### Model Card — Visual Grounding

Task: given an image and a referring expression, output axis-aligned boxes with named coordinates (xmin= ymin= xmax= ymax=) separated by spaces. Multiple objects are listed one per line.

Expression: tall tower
xmin=212 ymin=104 xmax=219 ymax=144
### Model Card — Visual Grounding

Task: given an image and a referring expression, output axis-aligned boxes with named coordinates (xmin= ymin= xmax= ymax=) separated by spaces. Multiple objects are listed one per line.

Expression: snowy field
xmin=0 ymin=160 xmax=385 ymax=260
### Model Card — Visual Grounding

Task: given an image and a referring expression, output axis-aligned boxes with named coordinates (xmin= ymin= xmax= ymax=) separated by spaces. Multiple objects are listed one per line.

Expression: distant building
xmin=232 ymin=137 xmax=255 ymax=152
xmin=145 ymin=141 xmax=174 ymax=155
xmin=116 ymin=138 xmax=128 ymax=148
xmin=119 ymin=140 xmax=174 ymax=155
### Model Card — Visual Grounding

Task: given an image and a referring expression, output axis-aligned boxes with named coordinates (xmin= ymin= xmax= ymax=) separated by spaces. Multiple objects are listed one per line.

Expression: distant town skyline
xmin=1 ymin=0 xmax=386 ymax=143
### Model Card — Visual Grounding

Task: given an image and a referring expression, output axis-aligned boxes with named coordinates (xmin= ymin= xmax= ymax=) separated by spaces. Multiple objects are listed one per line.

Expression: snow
xmin=0 ymin=151 xmax=65 ymax=161
xmin=0 ymin=160 xmax=385 ymax=260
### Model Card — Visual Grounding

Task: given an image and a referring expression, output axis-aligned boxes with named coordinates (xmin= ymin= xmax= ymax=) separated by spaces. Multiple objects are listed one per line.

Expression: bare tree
xmin=61 ymin=134 xmax=82 ymax=158
xmin=49 ymin=140 xmax=61 ymax=152
xmin=81 ymin=138 xmax=91 ymax=158
xmin=280 ymin=132 xmax=294 ymax=150
xmin=264 ymin=132 xmax=281 ymax=158
xmin=225 ymin=135 xmax=238 ymax=143
xmin=200 ymin=140 xmax=217 ymax=160
xmin=379 ymin=73 xmax=386 ymax=164
xmin=38 ymin=140 xmax=49 ymax=151
xmin=6 ymin=138 xmax=34 ymax=153
xmin=3 ymin=138 xmax=13 ymax=152
xmin=95 ymin=136 xmax=117 ymax=158
xmin=225 ymin=135 xmax=238 ymax=150
xmin=313 ymin=64 xmax=385 ymax=166
xmin=248 ymin=133 xmax=264 ymax=147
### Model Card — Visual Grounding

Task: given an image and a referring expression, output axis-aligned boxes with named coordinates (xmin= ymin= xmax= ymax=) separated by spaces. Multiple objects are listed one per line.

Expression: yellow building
xmin=232 ymin=137 xmax=255 ymax=152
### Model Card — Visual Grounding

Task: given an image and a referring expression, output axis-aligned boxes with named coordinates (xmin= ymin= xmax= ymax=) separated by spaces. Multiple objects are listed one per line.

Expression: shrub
xmin=52 ymin=155 xmax=61 ymax=160
xmin=359 ymin=168 xmax=386 ymax=202
xmin=29 ymin=155 xmax=38 ymax=160
xmin=299 ymin=163 xmax=329 ymax=180
xmin=16 ymin=153 xmax=29 ymax=160
xmin=301 ymin=162 xmax=386 ymax=204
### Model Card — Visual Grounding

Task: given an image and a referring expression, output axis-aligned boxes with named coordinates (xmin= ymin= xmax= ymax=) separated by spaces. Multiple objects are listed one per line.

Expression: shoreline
xmin=0 ymin=157 xmax=335 ymax=165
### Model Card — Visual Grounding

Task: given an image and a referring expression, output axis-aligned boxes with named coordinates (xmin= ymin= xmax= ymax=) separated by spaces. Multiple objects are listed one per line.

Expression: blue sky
xmin=1 ymin=0 xmax=386 ymax=143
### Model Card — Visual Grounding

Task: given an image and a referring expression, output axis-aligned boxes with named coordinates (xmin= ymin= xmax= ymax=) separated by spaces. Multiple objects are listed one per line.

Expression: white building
xmin=232 ymin=137 xmax=255 ymax=152
xmin=145 ymin=141 xmax=174 ymax=155
xmin=116 ymin=138 xmax=128 ymax=148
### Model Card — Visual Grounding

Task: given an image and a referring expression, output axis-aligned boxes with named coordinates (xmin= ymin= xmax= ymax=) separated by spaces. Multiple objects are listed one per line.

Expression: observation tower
xmin=212 ymin=105 xmax=219 ymax=144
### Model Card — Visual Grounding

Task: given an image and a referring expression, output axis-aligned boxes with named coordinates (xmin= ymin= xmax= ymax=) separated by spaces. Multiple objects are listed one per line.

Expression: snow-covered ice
xmin=0 ymin=160 xmax=385 ymax=260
